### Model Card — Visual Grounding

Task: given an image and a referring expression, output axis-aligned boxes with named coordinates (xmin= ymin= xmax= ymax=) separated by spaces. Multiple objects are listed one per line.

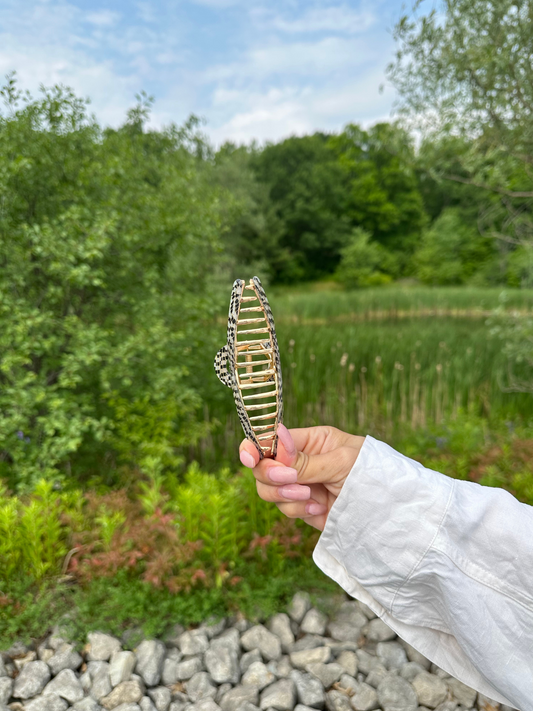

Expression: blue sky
xmin=0 ymin=0 xmax=408 ymax=145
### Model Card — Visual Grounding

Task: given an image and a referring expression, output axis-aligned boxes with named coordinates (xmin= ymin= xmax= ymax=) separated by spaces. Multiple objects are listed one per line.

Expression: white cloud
xmin=85 ymin=10 xmax=120 ymax=27
xmin=205 ymin=35 xmax=379 ymax=85
xmin=267 ymin=4 xmax=376 ymax=34
xmin=208 ymin=67 xmax=393 ymax=145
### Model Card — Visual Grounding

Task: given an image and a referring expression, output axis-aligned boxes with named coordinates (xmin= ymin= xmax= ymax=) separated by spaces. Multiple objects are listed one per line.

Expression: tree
xmin=329 ymin=123 xmax=427 ymax=262
xmin=0 ymin=78 xmax=224 ymax=490
xmin=335 ymin=228 xmax=398 ymax=289
xmin=388 ymin=0 xmax=533 ymax=254
xmin=253 ymin=133 xmax=352 ymax=282
xmin=413 ymin=208 xmax=494 ymax=285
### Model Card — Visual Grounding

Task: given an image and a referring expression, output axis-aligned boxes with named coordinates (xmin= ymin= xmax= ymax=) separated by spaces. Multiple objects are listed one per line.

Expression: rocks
xmin=363 ymin=619 xmax=396 ymax=643
xmin=288 ymin=593 xmax=311 ymax=624
xmin=241 ymin=625 xmax=282 ymax=662
xmin=73 ymin=698 xmax=103 ymax=711
xmin=178 ymin=632 xmax=209 ymax=657
xmin=446 ymin=677 xmax=478 ymax=707
xmin=305 ymin=662 xmax=342 ymax=689
xmin=176 ymin=657 xmax=203 ymax=681
xmin=0 ymin=590 xmax=497 ymax=711
xmin=412 ymin=672 xmax=448 ymax=708
xmin=325 ymin=690 xmax=352 ymax=711
xmin=242 ymin=661 xmax=275 ymax=690
xmin=351 ymin=683 xmax=380 ymax=711
xmin=25 ymin=694 xmax=69 ymax=711
xmin=219 ymin=685 xmax=259 ymax=711
xmin=241 ymin=649 xmax=262 ymax=673
xmin=184 ymin=672 xmax=217 ymax=702
xmin=0 ymin=677 xmax=12 ymax=705
xmin=147 ymin=686 xmax=171 ymax=711
xmin=268 ymin=614 xmax=295 ymax=653
xmin=259 ymin=679 xmax=296 ymax=710
xmin=403 ymin=643 xmax=431 ymax=671
xmin=335 ymin=651 xmax=358 ymax=677
xmin=290 ymin=670 xmax=325 ymax=708
xmin=377 ymin=675 xmax=418 ymax=711
xmin=48 ymin=643 xmax=84 ymax=675
xmin=88 ymin=634 xmax=122 ymax=662
xmin=110 ymin=651 xmax=137 ymax=687
xmin=204 ymin=647 xmax=239 ymax=684
xmin=300 ymin=610 xmax=328 ymax=637
xmin=89 ymin=661 xmax=112 ymax=700
xmin=376 ymin=643 xmax=408 ymax=671
xmin=43 ymin=669 xmax=85 ymax=703
xmin=210 ymin=629 xmax=240 ymax=658
xmin=135 ymin=641 xmax=166 ymax=687
xmin=290 ymin=647 xmax=331 ymax=669
xmin=101 ymin=679 xmax=144 ymax=709
xmin=12 ymin=661 xmax=51 ymax=699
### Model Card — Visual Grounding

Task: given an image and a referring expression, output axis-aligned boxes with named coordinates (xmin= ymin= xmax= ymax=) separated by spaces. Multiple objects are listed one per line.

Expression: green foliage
xmin=335 ymin=228 xmax=398 ymax=288
xmin=414 ymin=208 xmax=493 ymax=285
xmin=329 ymin=123 xmax=427 ymax=258
xmin=0 ymin=77 xmax=223 ymax=490
xmin=389 ymin=0 xmax=533 ymax=279
xmin=0 ymin=479 xmax=78 ymax=581
xmin=253 ymin=133 xmax=351 ymax=282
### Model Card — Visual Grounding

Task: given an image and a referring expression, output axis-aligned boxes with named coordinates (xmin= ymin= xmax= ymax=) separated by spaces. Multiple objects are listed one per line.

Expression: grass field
xmin=202 ymin=285 xmax=533 ymax=473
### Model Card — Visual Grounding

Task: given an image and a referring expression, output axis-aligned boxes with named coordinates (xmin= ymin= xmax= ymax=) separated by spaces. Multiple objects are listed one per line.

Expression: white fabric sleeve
xmin=313 ymin=435 xmax=533 ymax=710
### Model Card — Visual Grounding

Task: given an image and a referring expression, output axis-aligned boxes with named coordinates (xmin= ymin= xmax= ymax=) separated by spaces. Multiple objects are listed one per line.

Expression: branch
xmin=444 ymin=173 xmax=533 ymax=198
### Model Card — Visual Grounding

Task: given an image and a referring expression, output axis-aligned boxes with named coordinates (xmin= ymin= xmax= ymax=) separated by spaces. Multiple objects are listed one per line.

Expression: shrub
xmin=0 ymin=78 xmax=222 ymax=490
xmin=335 ymin=228 xmax=397 ymax=288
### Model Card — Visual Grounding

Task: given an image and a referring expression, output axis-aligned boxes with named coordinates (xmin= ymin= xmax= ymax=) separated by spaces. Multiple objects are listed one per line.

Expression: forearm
xmin=313 ymin=436 xmax=533 ymax=710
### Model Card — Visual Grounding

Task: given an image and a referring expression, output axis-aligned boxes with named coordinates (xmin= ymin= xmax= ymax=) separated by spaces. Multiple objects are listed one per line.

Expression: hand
xmin=239 ymin=424 xmax=365 ymax=531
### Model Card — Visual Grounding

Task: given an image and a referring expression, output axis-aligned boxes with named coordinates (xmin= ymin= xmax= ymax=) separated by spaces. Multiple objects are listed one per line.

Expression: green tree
xmin=335 ymin=228 xmax=398 ymax=289
xmin=253 ymin=133 xmax=351 ymax=282
xmin=413 ymin=208 xmax=493 ymax=285
xmin=329 ymin=123 xmax=426 ymax=265
xmin=388 ymin=0 xmax=533 ymax=260
xmin=0 ymin=78 xmax=223 ymax=490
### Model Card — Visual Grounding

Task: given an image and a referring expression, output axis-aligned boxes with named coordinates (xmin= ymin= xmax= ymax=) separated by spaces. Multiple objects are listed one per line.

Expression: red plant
xmin=68 ymin=490 xmax=206 ymax=593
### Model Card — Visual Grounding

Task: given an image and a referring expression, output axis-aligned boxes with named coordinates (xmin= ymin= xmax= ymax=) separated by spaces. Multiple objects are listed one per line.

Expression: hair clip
xmin=214 ymin=277 xmax=283 ymax=459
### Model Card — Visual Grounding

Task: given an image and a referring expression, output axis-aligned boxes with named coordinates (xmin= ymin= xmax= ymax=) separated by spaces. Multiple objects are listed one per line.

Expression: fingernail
xmin=277 ymin=424 xmax=296 ymax=457
xmin=267 ymin=467 xmax=298 ymax=483
xmin=240 ymin=450 xmax=255 ymax=468
xmin=278 ymin=484 xmax=311 ymax=500
xmin=306 ymin=502 xmax=327 ymax=516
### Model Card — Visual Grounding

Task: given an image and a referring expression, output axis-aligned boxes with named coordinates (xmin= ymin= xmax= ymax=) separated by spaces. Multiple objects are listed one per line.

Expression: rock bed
xmin=0 ymin=592 xmax=515 ymax=711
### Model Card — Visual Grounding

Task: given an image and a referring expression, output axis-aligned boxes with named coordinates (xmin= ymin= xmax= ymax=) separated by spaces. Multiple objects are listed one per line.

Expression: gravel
xmin=0 ymin=591 xmax=498 ymax=711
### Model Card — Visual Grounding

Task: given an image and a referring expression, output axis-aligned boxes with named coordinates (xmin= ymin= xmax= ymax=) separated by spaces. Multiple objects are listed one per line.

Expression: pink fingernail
xmin=267 ymin=467 xmax=298 ymax=483
xmin=306 ymin=502 xmax=327 ymax=516
xmin=240 ymin=450 xmax=255 ymax=468
xmin=278 ymin=484 xmax=311 ymax=500
xmin=277 ymin=424 xmax=296 ymax=457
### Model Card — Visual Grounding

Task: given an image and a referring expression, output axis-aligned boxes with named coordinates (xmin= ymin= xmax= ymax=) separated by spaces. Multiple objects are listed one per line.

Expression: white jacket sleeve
xmin=313 ymin=435 xmax=533 ymax=710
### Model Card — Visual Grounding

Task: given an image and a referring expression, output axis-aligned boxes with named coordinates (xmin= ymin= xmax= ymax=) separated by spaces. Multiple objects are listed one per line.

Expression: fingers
xmin=257 ymin=444 xmax=361 ymax=489
xmin=238 ymin=423 xmax=297 ymax=470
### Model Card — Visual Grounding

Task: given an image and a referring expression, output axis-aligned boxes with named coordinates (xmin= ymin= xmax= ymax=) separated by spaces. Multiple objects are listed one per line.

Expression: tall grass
xmin=201 ymin=286 xmax=533 ymax=467
xmin=269 ymin=285 xmax=533 ymax=322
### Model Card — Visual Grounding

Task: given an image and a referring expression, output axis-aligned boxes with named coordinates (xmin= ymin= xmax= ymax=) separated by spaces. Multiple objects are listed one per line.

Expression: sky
xmin=0 ymin=0 xmax=409 ymax=146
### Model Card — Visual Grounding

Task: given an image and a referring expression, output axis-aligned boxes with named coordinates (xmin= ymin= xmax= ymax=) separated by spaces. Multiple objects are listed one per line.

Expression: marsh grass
xmin=202 ymin=286 xmax=533 ymax=467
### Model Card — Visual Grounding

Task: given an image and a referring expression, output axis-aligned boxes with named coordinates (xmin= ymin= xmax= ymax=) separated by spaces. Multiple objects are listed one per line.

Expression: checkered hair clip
xmin=214 ymin=277 xmax=284 ymax=459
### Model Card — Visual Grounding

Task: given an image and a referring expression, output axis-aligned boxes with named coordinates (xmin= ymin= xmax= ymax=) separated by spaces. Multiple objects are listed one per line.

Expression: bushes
xmin=335 ymin=228 xmax=398 ymax=288
xmin=0 ymin=462 xmax=319 ymax=637
xmin=0 ymin=79 xmax=224 ymax=491
xmin=0 ymin=461 xmax=326 ymax=643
